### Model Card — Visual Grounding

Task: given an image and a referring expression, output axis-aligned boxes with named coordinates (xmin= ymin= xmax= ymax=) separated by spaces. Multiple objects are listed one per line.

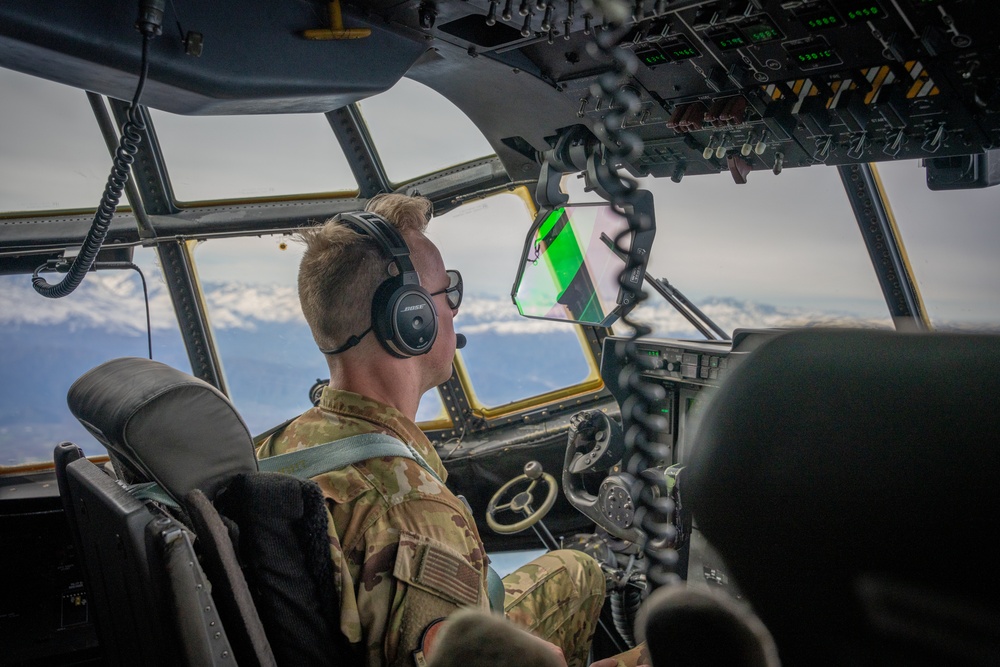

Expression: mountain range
xmin=0 ymin=272 xmax=966 ymax=465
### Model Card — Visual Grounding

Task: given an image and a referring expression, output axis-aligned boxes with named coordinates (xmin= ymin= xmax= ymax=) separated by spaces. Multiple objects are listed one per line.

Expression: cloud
xmin=3 ymin=272 xmax=993 ymax=340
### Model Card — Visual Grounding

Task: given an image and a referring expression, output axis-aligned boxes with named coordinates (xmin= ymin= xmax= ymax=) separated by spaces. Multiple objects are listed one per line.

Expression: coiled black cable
xmin=610 ymin=584 xmax=644 ymax=647
xmin=32 ymin=33 xmax=153 ymax=298
xmin=587 ymin=26 xmax=680 ymax=591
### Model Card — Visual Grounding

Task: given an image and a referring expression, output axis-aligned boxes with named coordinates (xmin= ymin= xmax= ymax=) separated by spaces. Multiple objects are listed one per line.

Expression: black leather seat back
xmin=686 ymin=329 xmax=1000 ymax=666
xmin=67 ymin=357 xmax=258 ymax=504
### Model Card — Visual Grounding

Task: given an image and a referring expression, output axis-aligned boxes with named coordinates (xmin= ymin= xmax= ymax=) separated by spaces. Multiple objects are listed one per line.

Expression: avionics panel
xmin=600 ymin=330 xmax=783 ymax=598
xmin=429 ymin=0 xmax=1000 ymax=181
xmin=601 ymin=329 xmax=784 ymax=458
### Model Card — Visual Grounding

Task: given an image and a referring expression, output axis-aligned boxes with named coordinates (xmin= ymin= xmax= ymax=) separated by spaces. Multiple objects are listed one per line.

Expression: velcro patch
xmin=417 ymin=544 xmax=482 ymax=606
xmin=396 ymin=531 xmax=482 ymax=607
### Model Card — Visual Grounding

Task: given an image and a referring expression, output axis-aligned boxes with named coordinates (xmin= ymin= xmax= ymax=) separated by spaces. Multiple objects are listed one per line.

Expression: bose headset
xmin=320 ymin=211 xmax=438 ymax=359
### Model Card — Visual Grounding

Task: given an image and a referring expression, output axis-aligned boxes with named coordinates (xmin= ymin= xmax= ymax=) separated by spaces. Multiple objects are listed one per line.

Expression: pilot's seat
xmin=685 ymin=329 xmax=1000 ymax=667
xmin=55 ymin=357 xmax=351 ymax=666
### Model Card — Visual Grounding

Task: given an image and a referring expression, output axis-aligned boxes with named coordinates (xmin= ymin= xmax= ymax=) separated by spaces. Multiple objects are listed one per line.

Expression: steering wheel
xmin=486 ymin=461 xmax=559 ymax=534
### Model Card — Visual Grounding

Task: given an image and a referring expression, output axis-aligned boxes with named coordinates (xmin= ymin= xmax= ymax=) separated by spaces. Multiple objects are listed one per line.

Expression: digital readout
xmin=710 ymin=30 xmax=747 ymax=51
xmin=799 ymin=7 xmax=842 ymax=31
xmin=788 ymin=45 xmax=842 ymax=69
xmin=637 ymin=47 xmax=669 ymax=67
xmin=739 ymin=19 xmax=784 ymax=44
xmin=843 ymin=3 xmax=883 ymax=22
xmin=661 ymin=36 xmax=700 ymax=61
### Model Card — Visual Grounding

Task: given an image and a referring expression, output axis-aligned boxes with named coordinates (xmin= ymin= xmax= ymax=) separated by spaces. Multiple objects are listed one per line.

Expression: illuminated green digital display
xmin=645 ymin=349 xmax=661 ymax=357
xmin=789 ymin=45 xmax=842 ymax=69
xmin=662 ymin=36 xmax=700 ymax=61
xmin=844 ymin=3 xmax=883 ymax=22
xmin=637 ymin=47 xmax=669 ymax=67
xmin=799 ymin=7 xmax=842 ymax=31
xmin=740 ymin=19 xmax=784 ymax=44
xmin=710 ymin=30 xmax=747 ymax=51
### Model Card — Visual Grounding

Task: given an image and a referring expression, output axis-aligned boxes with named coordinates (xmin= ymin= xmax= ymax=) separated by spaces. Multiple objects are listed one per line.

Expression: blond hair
xmin=297 ymin=193 xmax=433 ymax=351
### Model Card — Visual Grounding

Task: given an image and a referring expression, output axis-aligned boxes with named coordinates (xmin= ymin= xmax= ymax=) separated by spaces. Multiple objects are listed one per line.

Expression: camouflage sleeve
xmin=356 ymin=497 xmax=490 ymax=667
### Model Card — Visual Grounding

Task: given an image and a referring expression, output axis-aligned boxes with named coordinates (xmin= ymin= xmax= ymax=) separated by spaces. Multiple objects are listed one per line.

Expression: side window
xmin=0 ymin=248 xmax=188 ymax=465
xmin=877 ymin=160 xmax=1000 ymax=330
xmin=428 ymin=190 xmax=600 ymax=411
xmin=190 ymin=235 xmax=447 ymax=435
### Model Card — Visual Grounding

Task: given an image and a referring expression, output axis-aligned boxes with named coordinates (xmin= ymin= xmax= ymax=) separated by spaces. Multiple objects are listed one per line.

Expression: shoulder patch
xmin=395 ymin=530 xmax=483 ymax=607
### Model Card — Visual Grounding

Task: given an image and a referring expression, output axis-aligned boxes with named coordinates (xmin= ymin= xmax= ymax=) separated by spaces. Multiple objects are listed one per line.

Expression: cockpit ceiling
xmin=1 ymin=0 xmax=998 ymax=181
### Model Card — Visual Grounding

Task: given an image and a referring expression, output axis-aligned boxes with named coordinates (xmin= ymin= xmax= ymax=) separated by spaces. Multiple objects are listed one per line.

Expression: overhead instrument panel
xmin=417 ymin=0 xmax=999 ymax=182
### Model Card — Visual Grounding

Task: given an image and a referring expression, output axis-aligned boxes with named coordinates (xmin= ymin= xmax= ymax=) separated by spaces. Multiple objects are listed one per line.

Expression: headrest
xmin=687 ymin=329 xmax=1000 ymax=664
xmin=68 ymin=357 xmax=258 ymax=504
xmin=636 ymin=585 xmax=779 ymax=667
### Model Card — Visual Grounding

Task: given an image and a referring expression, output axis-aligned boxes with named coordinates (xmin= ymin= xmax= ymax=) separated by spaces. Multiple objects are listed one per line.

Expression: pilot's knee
xmin=548 ymin=549 xmax=605 ymax=599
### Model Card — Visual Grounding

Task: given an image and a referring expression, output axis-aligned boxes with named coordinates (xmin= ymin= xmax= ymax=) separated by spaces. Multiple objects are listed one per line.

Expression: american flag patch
xmin=415 ymin=544 xmax=481 ymax=607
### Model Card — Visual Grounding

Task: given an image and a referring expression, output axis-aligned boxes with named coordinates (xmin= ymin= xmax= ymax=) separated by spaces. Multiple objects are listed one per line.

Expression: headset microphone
xmin=455 ymin=333 xmax=467 ymax=350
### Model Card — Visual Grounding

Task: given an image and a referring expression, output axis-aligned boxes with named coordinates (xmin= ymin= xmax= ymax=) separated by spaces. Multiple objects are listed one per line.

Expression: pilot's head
xmin=297 ymin=193 xmax=460 ymax=393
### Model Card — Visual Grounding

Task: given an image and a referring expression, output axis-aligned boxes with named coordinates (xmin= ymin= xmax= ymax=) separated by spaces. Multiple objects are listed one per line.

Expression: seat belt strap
xmin=263 ymin=433 xmax=505 ymax=612
xmin=133 ymin=431 xmax=506 ymax=611
xmin=258 ymin=431 xmax=441 ymax=481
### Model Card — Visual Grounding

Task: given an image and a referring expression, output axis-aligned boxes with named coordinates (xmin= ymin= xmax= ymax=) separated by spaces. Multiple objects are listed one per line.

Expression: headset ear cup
xmin=372 ymin=278 xmax=438 ymax=358
xmin=394 ymin=290 xmax=438 ymax=356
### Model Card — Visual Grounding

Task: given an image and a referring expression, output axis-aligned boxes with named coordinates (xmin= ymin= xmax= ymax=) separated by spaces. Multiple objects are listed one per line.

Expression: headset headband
xmin=337 ymin=211 xmax=419 ymax=286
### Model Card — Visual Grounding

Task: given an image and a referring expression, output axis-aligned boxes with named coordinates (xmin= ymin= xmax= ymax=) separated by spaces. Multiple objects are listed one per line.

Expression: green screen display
xmin=799 ymin=6 xmax=842 ymax=31
xmin=789 ymin=44 xmax=842 ymax=69
xmin=843 ymin=3 xmax=883 ymax=22
xmin=711 ymin=30 xmax=747 ymax=51
xmin=740 ymin=19 xmax=784 ymax=44
xmin=637 ymin=47 xmax=670 ymax=67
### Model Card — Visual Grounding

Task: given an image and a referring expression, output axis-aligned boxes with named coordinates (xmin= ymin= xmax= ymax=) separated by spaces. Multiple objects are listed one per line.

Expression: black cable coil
xmin=587 ymin=26 xmax=680 ymax=592
xmin=610 ymin=584 xmax=644 ymax=647
xmin=32 ymin=34 xmax=153 ymax=299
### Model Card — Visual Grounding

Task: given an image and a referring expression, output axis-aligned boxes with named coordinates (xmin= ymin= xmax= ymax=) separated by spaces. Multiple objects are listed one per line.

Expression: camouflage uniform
xmin=257 ymin=388 xmax=604 ymax=667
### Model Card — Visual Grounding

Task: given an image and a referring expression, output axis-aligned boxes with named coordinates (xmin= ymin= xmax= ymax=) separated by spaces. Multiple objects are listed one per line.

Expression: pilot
xmin=256 ymin=193 xmax=625 ymax=667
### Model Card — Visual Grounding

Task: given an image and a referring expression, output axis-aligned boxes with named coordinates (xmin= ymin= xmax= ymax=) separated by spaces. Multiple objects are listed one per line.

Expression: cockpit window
xmin=356 ymin=77 xmax=496 ymax=186
xmin=428 ymin=190 xmax=600 ymax=410
xmin=148 ymin=110 xmax=358 ymax=204
xmin=876 ymin=161 xmax=1000 ymax=331
xmin=0 ymin=68 xmax=118 ymax=214
xmin=594 ymin=165 xmax=896 ymax=338
xmin=188 ymin=234 xmax=449 ymax=435
xmin=0 ymin=248 xmax=188 ymax=466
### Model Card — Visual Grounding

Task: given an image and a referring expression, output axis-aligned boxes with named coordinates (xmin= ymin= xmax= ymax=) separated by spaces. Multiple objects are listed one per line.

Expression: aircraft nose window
xmin=578 ymin=168 xmax=899 ymax=338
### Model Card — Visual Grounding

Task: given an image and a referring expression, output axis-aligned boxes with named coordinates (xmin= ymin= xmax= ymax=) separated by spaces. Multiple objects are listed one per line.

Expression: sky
xmin=2 ymin=65 xmax=999 ymax=327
